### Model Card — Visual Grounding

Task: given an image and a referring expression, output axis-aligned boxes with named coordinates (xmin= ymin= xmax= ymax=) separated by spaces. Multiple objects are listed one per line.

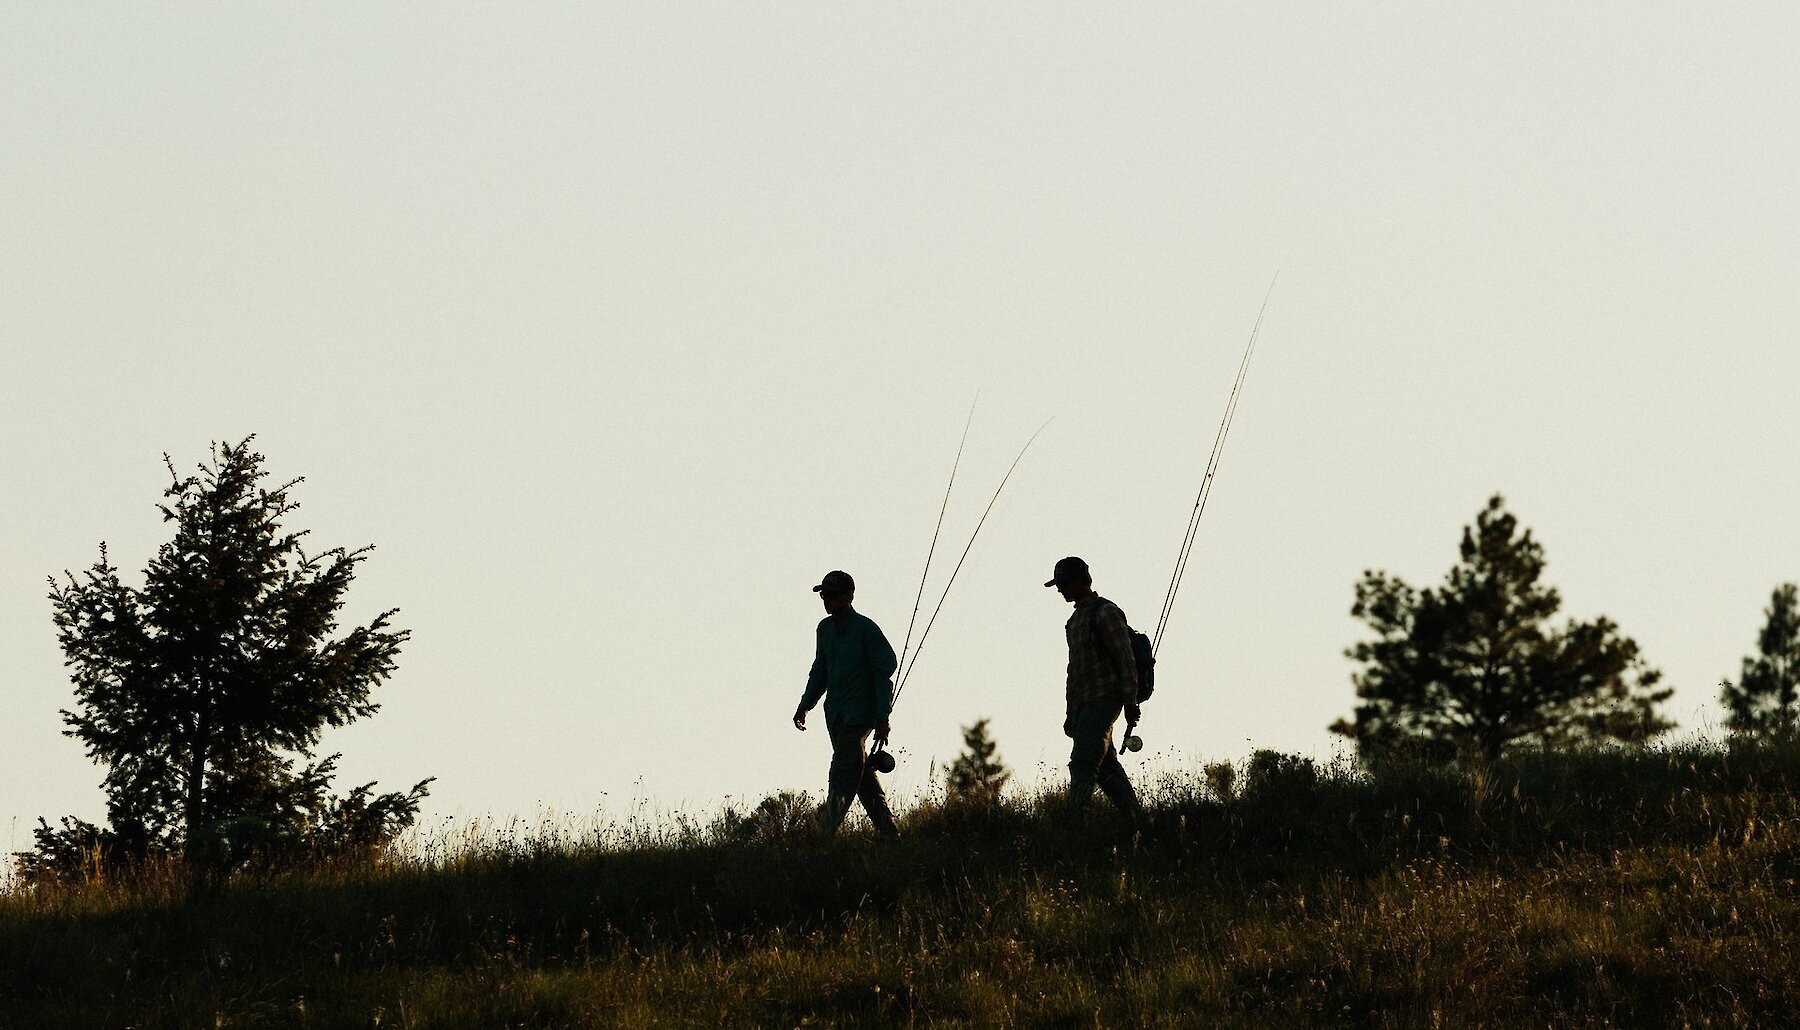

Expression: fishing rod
xmin=890 ymin=417 xmax=1054 ymax=708
xmin=868 ymin=416 xmax=1050 ymax=775
xmin=1149 ymin=275 xmax=1277 ymax=659
xmin=892 ymin=399 xmax=977 ymax=697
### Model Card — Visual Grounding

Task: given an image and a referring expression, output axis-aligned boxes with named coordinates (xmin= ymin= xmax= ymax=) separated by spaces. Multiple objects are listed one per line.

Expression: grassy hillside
xmin=6 ymin=741 xmax=1800 ymax=1028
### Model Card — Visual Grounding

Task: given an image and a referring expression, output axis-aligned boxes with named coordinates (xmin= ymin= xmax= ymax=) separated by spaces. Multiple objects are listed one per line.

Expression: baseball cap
xmin=1044 ymin=556 xmax=1090 ymax=587
xmin=812 ymin=570 xmax=855 ymax=595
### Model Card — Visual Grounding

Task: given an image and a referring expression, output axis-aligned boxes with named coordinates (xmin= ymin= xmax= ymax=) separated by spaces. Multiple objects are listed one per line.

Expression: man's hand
xmin=793 ymin=708 xmax=808 ymax=731
xmin=875 ymin=720 xmax=891 ymax=747
xmin=1124 ymin=702 xmax=1141 ymax=727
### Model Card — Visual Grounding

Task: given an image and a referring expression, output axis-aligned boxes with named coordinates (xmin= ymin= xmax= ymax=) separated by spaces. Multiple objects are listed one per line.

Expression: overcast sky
xmin=5 ymin=6 xmax=1797 ymax=853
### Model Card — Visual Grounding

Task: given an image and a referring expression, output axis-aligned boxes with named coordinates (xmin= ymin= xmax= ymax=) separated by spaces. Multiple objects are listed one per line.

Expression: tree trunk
xmin=185 ymin=712 xmax=209 ymax=850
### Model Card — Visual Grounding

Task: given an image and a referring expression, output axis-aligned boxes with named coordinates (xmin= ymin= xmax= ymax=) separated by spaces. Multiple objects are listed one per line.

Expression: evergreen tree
xmin=1721 ymin=583 xmax=1800 ymax=737
xmin=945 ymin=719 xmax=1010 ymax=804
xmin=1331 ymin=495 xmax=1673 ymax=765
xmin=35 ymin=438 xmax=428 ymax=876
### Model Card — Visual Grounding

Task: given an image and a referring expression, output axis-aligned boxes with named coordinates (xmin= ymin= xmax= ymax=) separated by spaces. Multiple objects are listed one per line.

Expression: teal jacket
xmin=798 ymin=609 xmax=897 ymax=730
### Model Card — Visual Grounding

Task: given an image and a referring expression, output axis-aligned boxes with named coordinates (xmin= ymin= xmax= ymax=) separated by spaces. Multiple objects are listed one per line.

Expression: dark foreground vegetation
xmin=8 ymin=740 xmax=1800 ymax=1028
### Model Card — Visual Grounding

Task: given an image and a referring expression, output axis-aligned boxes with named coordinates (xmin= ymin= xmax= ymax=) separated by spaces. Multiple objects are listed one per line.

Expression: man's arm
xmin=868 ymin=620 xmax=897 ymax=716
xmin=795 ymin=624 xmax=828 ymax=729
xmin=1064 ymin=619 xmax=1078 ymax=735
xmin=867 ymin=619 xmax=897 ymax=743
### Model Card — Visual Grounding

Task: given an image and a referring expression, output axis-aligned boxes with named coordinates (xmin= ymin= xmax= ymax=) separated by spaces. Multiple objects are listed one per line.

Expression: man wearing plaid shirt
xmin=1046 ymin=556 xmax=1142 ymax=828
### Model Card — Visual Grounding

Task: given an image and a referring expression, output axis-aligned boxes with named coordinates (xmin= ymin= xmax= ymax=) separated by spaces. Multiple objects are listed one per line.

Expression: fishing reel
xmin=869 ymin=746 xmax=896 ymax=773
xmin=1122 ymin=733 xmax=1144 ymax=754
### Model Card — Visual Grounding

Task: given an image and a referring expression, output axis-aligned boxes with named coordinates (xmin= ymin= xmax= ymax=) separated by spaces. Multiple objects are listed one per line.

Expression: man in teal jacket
xmin=793 ymin=569 xmax=900 ymax=838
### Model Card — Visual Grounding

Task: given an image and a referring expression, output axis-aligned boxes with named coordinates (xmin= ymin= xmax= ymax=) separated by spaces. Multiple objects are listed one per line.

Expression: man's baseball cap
xmin=1044 ymin=556 xmax=1090 ymax=587
xmin=812 ymin=570 xmax=855 ymax=595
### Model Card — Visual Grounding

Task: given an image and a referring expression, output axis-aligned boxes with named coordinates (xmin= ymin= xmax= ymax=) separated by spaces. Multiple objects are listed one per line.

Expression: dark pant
xmin=818 ymin=722 xmax=898 ymax=837
xmin=1067 ymin=700 xmax=1140 ymax=827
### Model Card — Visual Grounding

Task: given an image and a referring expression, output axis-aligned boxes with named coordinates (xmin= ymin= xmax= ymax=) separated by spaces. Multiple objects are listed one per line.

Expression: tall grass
xmin=6 ymin=739 xmax=1800 ymax=1027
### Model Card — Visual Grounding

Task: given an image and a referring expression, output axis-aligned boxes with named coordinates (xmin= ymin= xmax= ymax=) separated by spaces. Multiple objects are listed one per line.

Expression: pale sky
xmin=5 ymin=6 xmax=1797 ymax=853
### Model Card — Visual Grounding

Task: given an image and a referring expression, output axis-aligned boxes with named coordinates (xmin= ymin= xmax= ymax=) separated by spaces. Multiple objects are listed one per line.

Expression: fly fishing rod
xmin=870 ymin=416 xmax=1053 ymax=772
xmin=1149 ymin=274 xmax=1277 ymax=659
xmin=1122 ymin=277 xmax=1275 ymax=758
xmin=892 ymin=399 xmax=977 ymax=695
xmin=893 ymin=417 xmax=1052 ymax=705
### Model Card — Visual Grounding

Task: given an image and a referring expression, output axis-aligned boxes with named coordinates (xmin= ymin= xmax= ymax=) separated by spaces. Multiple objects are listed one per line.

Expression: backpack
xmin=1088 ymin=598 xmax=1156 ymax=702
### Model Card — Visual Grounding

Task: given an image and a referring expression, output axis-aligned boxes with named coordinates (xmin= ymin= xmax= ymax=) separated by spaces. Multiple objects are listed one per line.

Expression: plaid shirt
xmin=1064 ymin=595 xmax=1138 ymax=709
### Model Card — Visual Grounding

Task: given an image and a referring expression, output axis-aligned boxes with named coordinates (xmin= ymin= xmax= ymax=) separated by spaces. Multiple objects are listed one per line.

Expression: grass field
xmin=6 ymin=741 xmax=1800 ymax=1028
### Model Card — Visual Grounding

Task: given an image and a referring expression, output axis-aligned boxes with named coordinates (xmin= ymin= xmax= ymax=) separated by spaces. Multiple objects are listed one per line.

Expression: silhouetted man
xmin=1046 ymin=556 xmax=1142 ymax=830
xmin=793 ymin=570 xmax=900 ymax=838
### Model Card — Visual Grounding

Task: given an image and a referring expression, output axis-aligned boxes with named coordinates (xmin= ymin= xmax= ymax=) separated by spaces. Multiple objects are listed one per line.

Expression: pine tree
xmin=1721 ymin=583 xmax=1800 ymax=737
xmin=35 ymin=438 xmax=429 ymax=876
xmin=945 ymin=719 xmax=1010 ymax=805
xmin=1330 ymin=495 xmax=1673 ymax=765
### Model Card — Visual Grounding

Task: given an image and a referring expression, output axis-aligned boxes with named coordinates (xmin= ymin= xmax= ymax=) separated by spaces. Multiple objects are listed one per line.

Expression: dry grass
xmin=6 ymin=739 xmax=1800 ymax=1027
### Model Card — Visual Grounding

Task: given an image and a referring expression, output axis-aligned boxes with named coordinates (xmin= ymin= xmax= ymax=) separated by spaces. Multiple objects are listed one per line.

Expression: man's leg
xmin=856 ymin=758 xmax=899 ymax=839
xmin=818 ymin=722 xmax=871 ymax=835
xmin=1095 ymin=746 xmax=1141 ymax=831
xmin=1067 ymin=700 xmax=1124 ymax=813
